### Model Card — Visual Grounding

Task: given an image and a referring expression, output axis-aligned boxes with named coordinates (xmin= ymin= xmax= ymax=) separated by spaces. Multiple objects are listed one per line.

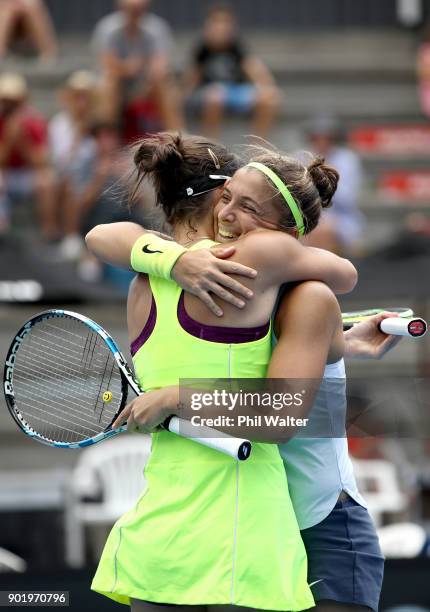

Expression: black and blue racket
xmin=3 ymin=310 xmax=251 ymax=460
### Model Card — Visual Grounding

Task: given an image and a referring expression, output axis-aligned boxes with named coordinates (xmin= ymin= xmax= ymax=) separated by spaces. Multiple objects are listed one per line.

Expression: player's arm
xmin=85 ymin=222 xmax=176 ymax=269
xmin=85 ymin=222 xmax=149 ymax=269
xmin=125 ymin=228 xmax=356 ymax=313
xmin=233 ymin=230 xmax=357 ymax=295
xmin=158 ymin=230 xmax=356 ymax=311
xmin=265 ymin=281 xmax=341 ymax=442
xmin=86 ymin=225 xmax=258 ymax=313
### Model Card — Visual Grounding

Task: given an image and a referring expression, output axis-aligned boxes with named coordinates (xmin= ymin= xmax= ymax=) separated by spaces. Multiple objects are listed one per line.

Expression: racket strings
xmin=11 ymin=316 xmax=124 ymax=443
xmin=15 ymin=332 xmax=112 ymax=409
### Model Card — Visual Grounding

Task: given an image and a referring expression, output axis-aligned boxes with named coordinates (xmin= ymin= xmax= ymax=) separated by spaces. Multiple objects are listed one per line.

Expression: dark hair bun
xmin=307 ymin=156 xmax=339 ymax=209
xmin=134 ymin=134 xmax=183 ymax=176
xmin=133 ymin=134 xmax=185 ymax=211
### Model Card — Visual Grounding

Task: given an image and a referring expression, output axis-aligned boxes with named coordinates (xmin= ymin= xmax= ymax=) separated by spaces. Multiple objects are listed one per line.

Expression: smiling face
xmin=214 ymin=167 xmax=292 ymax=242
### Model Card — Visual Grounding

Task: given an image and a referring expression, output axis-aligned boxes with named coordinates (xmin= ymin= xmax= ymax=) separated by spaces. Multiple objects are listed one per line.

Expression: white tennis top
xmin=278 ymin=358 xmax=367 ymax=530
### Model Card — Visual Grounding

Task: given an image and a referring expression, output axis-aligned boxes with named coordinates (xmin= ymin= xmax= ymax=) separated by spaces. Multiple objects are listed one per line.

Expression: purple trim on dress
xmin=130 ymin=296 xmax=157 ymax=357
xmin=177 ymin=292 xmax=269 ymax=343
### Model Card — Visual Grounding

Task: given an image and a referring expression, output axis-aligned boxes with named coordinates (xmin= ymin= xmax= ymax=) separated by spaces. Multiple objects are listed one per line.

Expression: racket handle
xmin=379 ymin=317 xmax=427 ymax=338
xmin=163 ymin=416 xmax=252 ymax=461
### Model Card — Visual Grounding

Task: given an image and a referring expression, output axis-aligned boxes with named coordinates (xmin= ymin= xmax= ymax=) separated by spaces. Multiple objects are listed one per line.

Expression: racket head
xmin=3 ymin=310 xmax=130 ymax=448
xmin=342 ymin=307 xmax=414 ymax=329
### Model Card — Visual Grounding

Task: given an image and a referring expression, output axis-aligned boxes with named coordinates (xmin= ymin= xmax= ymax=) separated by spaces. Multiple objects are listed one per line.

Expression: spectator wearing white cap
xmin=48 ymin=71 xmax=100 ymax=260
xmin=49 ymin=71 xmax=98 ymax=173
xmin=0 ymin=72 xmax=57 ymax=240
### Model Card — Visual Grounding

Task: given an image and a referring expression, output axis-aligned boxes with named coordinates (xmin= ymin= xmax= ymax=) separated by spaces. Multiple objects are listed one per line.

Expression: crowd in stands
xmin=0 ymin=0 xmax=285 ymax=270
xmin=6 ymin=0 xmax=430 ymax=271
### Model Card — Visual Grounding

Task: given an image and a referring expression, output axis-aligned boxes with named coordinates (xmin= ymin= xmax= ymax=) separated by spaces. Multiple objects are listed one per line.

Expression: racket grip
xmin=163 ymin=416 xmax=252 ymax=461
xmin=379 ymin=317 xmax=427 ymax=338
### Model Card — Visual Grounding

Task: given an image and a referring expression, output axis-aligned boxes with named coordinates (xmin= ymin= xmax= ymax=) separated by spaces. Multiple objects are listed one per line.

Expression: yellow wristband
xmin=130 ymin=234 xmax=187 ymax=280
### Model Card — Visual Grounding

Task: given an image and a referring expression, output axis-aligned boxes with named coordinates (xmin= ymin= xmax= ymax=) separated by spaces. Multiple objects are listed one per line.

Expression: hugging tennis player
xmin=88 ymin=132 xmax=384 ymax=612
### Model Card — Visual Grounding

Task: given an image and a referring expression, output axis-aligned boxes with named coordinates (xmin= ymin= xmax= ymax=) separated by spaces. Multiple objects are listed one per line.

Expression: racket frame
xmin=3 ymin=309 xmax=135 ymax=448
xmin=3 ymin=309 xmax=253 ymax=460
xmin=341 ymin=307 xmax=414 ymax=328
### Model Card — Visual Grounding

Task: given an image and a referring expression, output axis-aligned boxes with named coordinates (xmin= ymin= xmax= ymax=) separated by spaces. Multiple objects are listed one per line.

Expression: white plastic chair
xmin=0 ymin=548 xmax=27 ymax=573
xmin=64 ymin=434 xmax=151 ymax=568
xmin=377 ymin=522 xmax=427 ymax=558
xmin=352 ymin=458 xmax=407 ymax=527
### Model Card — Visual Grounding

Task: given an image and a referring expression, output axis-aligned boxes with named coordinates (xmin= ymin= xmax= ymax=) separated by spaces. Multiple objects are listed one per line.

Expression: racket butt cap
xmin=379 ymin=317 xmax=427 ymax=338
xmin=238 ymin=441 xmax=252 ymax=461
xmin=408 ymin=318 xmax=427 ymax=337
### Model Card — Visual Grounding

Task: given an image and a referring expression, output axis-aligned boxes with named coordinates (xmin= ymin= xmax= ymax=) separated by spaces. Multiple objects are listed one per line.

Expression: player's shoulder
xmin=279 ymin=281 xmax=340 ymax=322
xmin=289 ymin=280 xmax=338 ymax=302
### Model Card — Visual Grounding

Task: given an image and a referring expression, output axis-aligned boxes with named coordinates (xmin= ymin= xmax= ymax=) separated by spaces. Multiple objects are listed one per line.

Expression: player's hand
xmin=344 ymin=312 xmax=403 ymax=360
xmin=112 ymin=387 xmax=179 ymax=434
xmin=171 ymin=246 xmax=257 ymax=317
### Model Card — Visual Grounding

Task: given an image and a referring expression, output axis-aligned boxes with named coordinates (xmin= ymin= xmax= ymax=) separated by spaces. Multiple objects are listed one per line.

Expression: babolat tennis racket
xmin=3 ymin=310 xmax=251 ymax=460
xmin=341 ymin=307 xmax=427 ymax=338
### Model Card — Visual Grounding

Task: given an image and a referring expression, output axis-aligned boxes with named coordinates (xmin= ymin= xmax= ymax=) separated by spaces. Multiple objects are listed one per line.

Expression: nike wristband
xmin=130 ymin=234 xmax=187 ymax=280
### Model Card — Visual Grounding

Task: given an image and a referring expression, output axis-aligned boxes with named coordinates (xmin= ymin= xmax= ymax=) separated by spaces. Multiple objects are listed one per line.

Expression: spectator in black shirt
xmin=185 ymin=4 xmax=279 ymax=137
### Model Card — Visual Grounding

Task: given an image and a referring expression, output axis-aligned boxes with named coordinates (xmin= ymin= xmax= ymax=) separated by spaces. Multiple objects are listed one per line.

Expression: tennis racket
xmin=341 ymin=307 xmax=427 ymax=338
xmin=3 ymin=310 xmax=252 ymax=461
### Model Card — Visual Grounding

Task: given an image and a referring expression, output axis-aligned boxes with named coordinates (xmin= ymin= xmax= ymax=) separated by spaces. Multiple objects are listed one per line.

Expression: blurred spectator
xmin=76 ymin=123 xmax=129 ymax=235
xmin=397 ymin=0 xmax=424 ymax=28
xmin=59 ymin=122 xmax=138 ymax=269
xmin=49 ymin=71 xmax=99 ymax=259
xmin=92 ymin=0 xmax=182 ymax=140
xmin=0 ymin=0 xmax=58 ymax=63
xmin=185 ymin=3 xmax=280 ymax=138
xmin=70 ymin=123 xmax=147 ymax=281
xmin=302 ymin=116 xmax=365 ymax=256
xmin=417 ymin=24 xmax=430 ymax=119
xmin=0 ymin=73 xmax=57 ymax=240
xmin=49 ymin=71 xmax=98 ymax=174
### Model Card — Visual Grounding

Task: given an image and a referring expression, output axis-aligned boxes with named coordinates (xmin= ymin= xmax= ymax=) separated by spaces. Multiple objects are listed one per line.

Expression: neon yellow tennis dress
xmin=92 ymin=243 xmax=314 ymax=610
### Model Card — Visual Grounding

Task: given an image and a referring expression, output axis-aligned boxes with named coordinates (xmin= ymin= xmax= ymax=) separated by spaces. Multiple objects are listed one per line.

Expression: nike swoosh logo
xmin=142 ymin=244 xmax=163 ymax=254
xmin=309 ymin=579 xmax=324 ymax=588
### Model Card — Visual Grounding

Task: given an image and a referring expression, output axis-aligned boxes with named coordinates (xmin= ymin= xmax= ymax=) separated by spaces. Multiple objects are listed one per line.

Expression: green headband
xmin=247 ymin=161 xmax=305 ymax=236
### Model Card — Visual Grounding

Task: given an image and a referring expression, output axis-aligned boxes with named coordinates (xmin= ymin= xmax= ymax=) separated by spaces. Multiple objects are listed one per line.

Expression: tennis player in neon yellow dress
xmin=90 ymin=133 xmax=356 ymax=612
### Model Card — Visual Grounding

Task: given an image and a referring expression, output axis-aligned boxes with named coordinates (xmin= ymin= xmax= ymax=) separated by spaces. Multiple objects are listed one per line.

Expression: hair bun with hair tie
xmin=307 ymin=155 xmax=339 ymax=209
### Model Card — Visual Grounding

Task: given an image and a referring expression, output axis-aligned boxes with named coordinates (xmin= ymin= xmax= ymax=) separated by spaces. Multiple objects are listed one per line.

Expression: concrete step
xmin=2 ymin=28 xmax=419 ymax=85
xmin=21 ymin=78 xmax=424 ymax=124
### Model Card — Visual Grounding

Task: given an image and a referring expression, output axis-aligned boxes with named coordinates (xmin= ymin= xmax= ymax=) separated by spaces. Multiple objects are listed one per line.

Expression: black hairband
xmin=182 ymin=174 xmax=231 ymax=198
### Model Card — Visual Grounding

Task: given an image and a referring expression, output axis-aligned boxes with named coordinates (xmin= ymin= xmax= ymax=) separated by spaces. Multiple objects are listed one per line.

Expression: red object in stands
xmin=349 ymin=125 xmax=430 ymax=156
xmin=379 ymin=171 xmax=430 ymax=202
xmin=122 ymin=97 xmax=161 ymax=144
